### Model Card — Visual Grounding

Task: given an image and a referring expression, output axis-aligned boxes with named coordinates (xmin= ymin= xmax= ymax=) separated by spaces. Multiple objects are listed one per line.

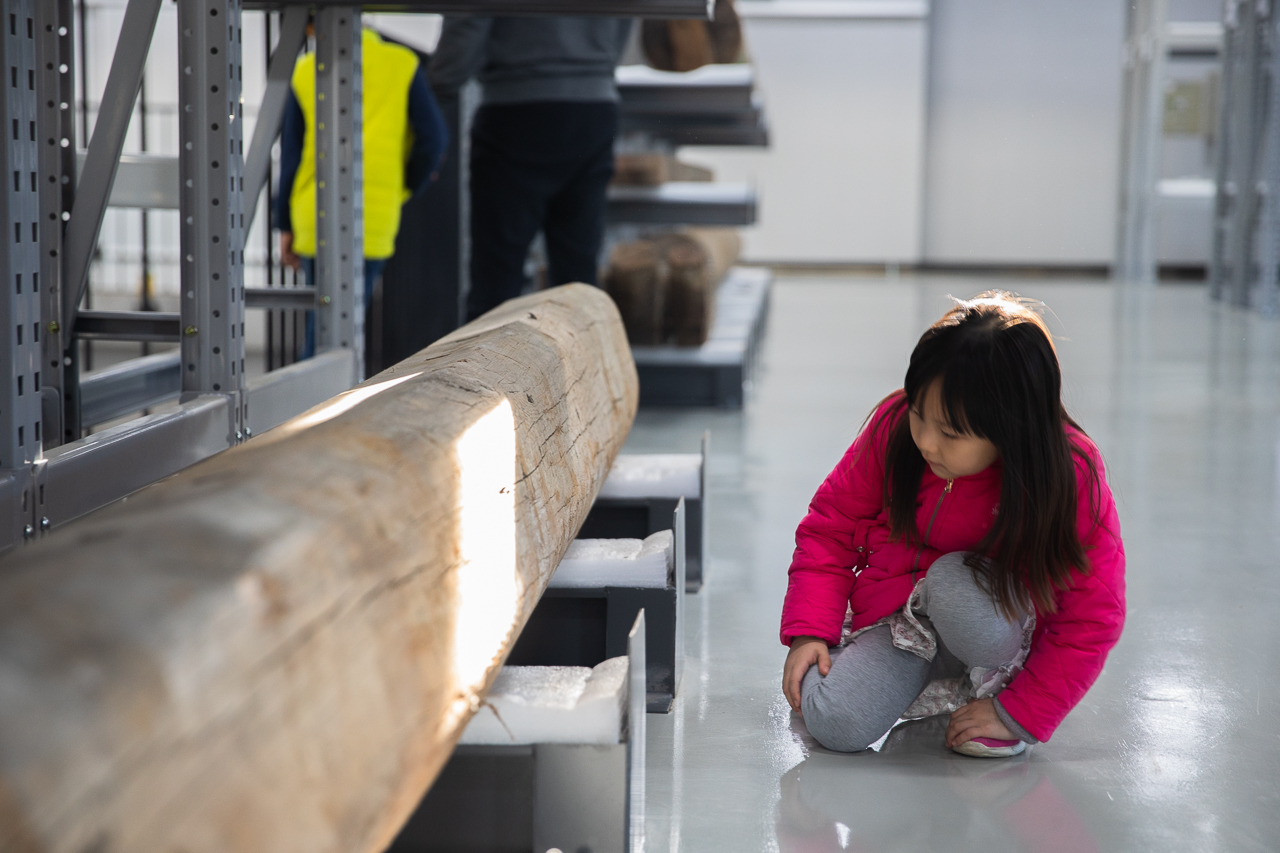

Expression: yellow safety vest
xmin=289 ymin=29 xmax=419 ymax=259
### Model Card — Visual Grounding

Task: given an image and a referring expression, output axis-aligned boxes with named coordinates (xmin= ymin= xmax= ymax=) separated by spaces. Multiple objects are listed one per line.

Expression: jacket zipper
xmin=912 ymin=478 xmax=953 ymax=579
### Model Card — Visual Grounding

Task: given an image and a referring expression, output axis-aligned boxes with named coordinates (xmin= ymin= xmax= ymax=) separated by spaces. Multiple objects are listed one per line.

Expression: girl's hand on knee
xmin=946 ymin=698 xmax=1016 ymax=747
xmin=783 ymin=636 xmax=831 ymax=713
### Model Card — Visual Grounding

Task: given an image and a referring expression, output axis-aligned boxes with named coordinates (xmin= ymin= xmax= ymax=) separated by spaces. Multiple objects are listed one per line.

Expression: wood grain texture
xmin=0 ymin=284 xmax=638 ymax=853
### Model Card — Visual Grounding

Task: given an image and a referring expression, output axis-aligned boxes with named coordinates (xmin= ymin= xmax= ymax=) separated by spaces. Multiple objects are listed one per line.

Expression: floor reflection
xmin=776 ymin=718 xmax=1099 ymax=853
xmin=629 ymin=279 xmax=1280 ymax=852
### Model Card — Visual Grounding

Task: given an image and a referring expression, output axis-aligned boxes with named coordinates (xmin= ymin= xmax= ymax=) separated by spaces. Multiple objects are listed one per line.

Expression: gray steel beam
xmin=73 ymin=310 xmax=180 ymax=342
xmin=79 ymin=350 xmax=181 ymax=427
xmin=36 ymin=0 xmax=76 ymax=449
xmin=178 ymin=0 xmax=247 ymax=445
xmin=243 ymin=5 xmax=308 ymax=234
xmin=244 ymin=348 xmax=354 ymax=436
xmin=244 ymin=284 xmax=316 ymax=309
xmin=1 ymin=0 xmax=44 ymax=549
xmin=37 ymin=394 xmax=230 ymax=529
xmin=61 ymin=0 xmax=163 ymax=335
xmin=1166 ymin=21 xmax=1223 ymax=56
xmin=75 ymin=150 xmax=179 ymax=209
xmin=313 ymin=7 xmax=363 ymax=383
xmin=244 ymin=0 xmax=712 ymax=16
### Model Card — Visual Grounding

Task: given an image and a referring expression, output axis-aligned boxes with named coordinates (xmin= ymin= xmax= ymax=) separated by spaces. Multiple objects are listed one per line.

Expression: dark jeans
xmin=300 ymin=257 xmax=387 ymax=360
xmin=467 ymin=100 xmax=618 ymax=322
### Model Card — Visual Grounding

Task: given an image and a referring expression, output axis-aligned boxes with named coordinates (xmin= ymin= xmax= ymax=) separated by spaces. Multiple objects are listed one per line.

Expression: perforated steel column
xmin=178 ymin=0 xmax=246 ymax=440
xmin=2 ymin=0 xmax=43 ymax=465
xmin=313 ymin=6 xmax=362 ymax=383
xmin=35 ymin=0 xmax=74 ymax=448
xmin=0 ymin=0 xmax=42 ymax=543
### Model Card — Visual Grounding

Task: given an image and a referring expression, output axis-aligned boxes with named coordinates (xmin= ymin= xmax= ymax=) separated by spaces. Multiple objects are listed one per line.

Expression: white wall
xmin=681 ymin=2 xmax=930 ymax=264
xmin=685 ymin=0 xmax=1129 ymax=267
xmin=921 ymin=0 xmax=1127 ymax=265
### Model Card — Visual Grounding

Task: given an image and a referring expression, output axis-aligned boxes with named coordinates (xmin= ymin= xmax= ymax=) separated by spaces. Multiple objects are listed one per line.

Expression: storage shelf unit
xmin=611 ymin=61 xmax=770 ymax=406
xmin=616 ymin=63 xmax=769 ymax=147
xmin=0 ymin=0 xmax=717 ymax=552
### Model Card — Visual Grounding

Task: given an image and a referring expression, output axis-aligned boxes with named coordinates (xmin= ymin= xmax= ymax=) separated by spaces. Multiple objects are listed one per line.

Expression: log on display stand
xmin=0 ymin=285 xmax=638 ymax=853
xmin=605 ymin=227 xmax=741 ymax=347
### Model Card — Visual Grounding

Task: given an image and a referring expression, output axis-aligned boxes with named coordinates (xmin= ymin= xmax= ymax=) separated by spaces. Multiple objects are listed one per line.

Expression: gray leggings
xmin=800 ymin=553 xmax=1027 ymax=752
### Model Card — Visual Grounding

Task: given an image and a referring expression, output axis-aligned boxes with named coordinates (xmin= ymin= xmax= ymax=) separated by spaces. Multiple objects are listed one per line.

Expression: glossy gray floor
xmin=622 ymin=275 xmax=1280 ymax=853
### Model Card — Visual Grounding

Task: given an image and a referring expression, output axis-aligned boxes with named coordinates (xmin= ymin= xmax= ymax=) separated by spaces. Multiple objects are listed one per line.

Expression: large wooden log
xmin=0 ymin=285 xmax=638 ymax=853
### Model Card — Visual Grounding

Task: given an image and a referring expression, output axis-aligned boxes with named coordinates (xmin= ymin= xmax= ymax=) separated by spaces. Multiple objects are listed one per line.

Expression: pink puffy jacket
xmin=780 ymin=394 xmax=1126 ymax=742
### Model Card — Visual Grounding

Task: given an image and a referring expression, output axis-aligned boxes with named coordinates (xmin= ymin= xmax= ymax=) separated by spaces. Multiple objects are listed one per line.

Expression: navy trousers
xmin=466 ymin=101 xmax=618 ymax=322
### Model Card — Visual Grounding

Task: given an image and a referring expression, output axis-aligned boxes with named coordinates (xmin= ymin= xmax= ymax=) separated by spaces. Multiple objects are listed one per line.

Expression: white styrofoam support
xmin=549 ymin=531 xmax=673 ymax=589
xmin=616 ymin=63 xmax=754 ymax=88
xmin=598 ymin=453 xmax=702 ymax=500
xmin=459 ymin=657 xmax=629 ymax=746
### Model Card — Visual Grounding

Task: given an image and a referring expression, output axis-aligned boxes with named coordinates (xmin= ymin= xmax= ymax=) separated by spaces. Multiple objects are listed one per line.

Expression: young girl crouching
xmin=780 ymin=292 xmax=1125 ymax=757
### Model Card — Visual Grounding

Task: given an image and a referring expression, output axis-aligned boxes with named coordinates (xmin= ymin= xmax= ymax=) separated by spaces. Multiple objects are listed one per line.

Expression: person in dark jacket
xmin=430 ymin=17 xmax=632 ymax=321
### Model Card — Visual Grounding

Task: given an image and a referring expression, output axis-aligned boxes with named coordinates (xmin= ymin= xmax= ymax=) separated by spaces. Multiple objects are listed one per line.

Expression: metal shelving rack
xmin=610 ymin=62 xmax=764 ymax=228
xmin=0 ymin=0 xmax=712 ymax=553
xmin=607 ymin=60 xmax=770 ymax=407
xmin=1117 ymin=0 xmax=1280 ymax=313
xmin=1209 ymin=0 xmax=1280 ymax=314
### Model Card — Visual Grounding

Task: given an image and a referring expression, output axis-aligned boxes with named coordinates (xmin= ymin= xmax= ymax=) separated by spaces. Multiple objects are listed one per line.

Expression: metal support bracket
xmin=313 ymin=7 xmax=363 ymax=383
xmin=39 ymin=394 xmax=231 ymax=530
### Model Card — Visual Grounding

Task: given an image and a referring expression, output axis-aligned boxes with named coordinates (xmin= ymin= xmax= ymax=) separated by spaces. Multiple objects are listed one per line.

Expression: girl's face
xmin=908 ymin=380 xmax=1000 ymax=480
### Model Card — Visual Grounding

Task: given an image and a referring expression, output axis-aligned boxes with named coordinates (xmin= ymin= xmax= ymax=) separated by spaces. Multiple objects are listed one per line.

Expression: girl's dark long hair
xmin=881 ymin=292 xmax=1099 ymax=617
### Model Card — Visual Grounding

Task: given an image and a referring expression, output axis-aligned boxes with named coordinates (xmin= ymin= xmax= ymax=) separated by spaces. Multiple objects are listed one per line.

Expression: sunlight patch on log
xmin=446 ymin=397 xmax=521 ymax=733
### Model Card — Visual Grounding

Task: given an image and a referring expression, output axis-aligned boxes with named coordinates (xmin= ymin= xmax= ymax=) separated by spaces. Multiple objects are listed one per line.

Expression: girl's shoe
xmin=951 ymin=737 xmax=1026 ymax=758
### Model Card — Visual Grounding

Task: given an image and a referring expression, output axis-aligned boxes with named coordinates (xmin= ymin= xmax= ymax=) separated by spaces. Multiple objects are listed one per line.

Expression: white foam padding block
xmin=459 ymin=657 xmax=629 ymax=745
xmin=598 ymin=453 xmax=701 ymax=500
xmin=549 ymin=530 xmax=673 ymax=589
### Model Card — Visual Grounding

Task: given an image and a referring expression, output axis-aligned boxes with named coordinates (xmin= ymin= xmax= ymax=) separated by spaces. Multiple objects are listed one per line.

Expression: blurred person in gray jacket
xmin=430 ymin=17 xmax=632 ymax=321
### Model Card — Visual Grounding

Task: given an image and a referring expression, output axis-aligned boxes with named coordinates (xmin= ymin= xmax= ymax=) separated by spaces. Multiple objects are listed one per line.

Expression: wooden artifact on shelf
xmin=0 ymin=285 xmax=638 ymax=853
xmin=614 ymin=153 xmax=714 ymax=187
xmin=642 ymin=0 xmax=743 ymax=72
xmin=605 ymin=239 xmax=668 ymax=345
xmin=605 ymin=227 xmax=741 ymax=347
